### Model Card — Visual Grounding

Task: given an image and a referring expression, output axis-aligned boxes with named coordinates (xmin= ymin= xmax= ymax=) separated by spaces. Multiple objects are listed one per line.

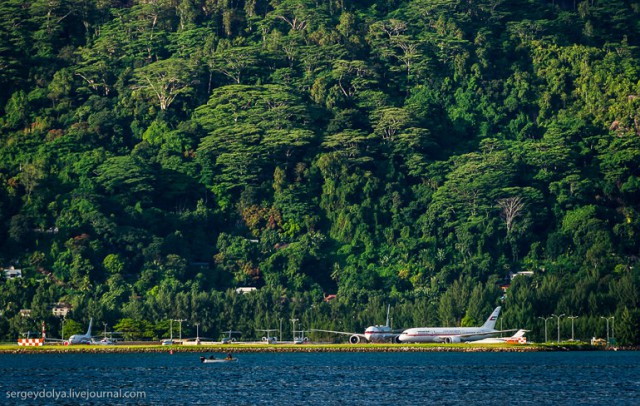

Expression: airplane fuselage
xmin=312 ymin=304 xmax=401 ymax=344
xmin=398 ymin=327 xmax=499 ymax=343
xmin=363 ymin=325 xmax=398 ymax=343
xmin=67 ymin=335 xmax=91 ymax=344
xmin=399 ymin=306 xmax=504 ymax=344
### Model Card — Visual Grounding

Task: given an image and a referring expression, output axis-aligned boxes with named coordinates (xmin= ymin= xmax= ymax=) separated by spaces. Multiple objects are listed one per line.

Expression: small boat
xmin=200 ymin=356 xmax=238 ymax=363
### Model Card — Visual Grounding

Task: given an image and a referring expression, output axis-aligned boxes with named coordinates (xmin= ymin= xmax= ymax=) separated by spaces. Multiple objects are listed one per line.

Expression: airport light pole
xmin=309 ymin=304 xmax=316 ymax=331
xmin=601 ymin=316 xmax=614 ymax=346
xmin=568 ymin=316 xmax=578 ymax=341
xmin=290 ymin=318 xmax=298 ymax=341
xmin=551 ymin=314 xmax=564 ymax=343
xmin=195 ymin=323 xmax=200 ymax=341
xmin=538 ymin=316 xmax=552 ymax=343
xmin=612 ymin=317 xmax=615 ymax=344
xmin=173 ymin=319 xmax=186 ymax=341
xmin=103 ymin=322 xmax=108 ymax=338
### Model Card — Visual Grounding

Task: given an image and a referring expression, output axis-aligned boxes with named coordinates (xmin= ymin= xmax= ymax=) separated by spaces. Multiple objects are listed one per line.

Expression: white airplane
xmin=469 ymin=329 xmax=529 ymax=344
xmin=66 ymin=318 xmax=93 ymax=345
xmin=311 ymin=305 xmax=402 ymax=344
xmin=398 ymin=306 xmax=516 ymax=343
xmin=220 ymin=330 xmax=242 ymax=344
xmin=293 ymin=332 xmax=309 ymax=344
xmin=257 ymin=329 xmax=278 ymax=344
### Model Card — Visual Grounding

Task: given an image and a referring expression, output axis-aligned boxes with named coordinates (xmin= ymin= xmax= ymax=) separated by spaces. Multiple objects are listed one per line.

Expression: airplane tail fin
xmin=385 ymin=304 xmax=391 ymax=328
xmin=86 ymin=318 xmax=93 ymax=336
xmin=482 ymin=307 xmax=501 ymax=330
xmin=512 ymin=329 xmax=528 ymax=338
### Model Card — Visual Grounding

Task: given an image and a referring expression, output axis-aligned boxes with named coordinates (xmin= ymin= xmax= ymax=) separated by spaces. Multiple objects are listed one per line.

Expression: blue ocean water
xmin=1 ymin=351 xmax=638 ymax=405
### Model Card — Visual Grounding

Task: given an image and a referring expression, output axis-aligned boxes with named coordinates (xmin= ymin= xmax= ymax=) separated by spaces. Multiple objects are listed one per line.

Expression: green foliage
xmin=62 ymin=320 xmax=83 ymax=339
xmin=113 ymin=318 xmax=155 ymax=341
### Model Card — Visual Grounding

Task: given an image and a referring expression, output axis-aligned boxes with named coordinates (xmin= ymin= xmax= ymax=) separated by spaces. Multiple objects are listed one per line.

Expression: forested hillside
xmin=1 ymin=0 xmax=639 ymax=344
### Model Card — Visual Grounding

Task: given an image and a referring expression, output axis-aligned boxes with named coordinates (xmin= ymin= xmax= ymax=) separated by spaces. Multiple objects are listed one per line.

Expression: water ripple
xmin=1 ymin=352 xmax=639 ymax=405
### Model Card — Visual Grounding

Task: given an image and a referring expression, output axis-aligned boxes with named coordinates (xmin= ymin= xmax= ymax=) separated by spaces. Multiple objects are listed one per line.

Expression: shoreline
xmin=1 ymin=342 xmax=630 ymax=354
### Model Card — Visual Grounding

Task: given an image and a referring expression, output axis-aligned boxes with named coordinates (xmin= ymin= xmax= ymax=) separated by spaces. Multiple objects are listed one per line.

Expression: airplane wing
xmin=310 ymin=329 xmax=359 ymax=337
xmin=457 ymin=329 xmax=518 ymax=338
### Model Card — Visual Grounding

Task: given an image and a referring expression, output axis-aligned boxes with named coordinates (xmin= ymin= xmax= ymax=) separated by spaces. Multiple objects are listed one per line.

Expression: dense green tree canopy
xmin=1 ymin=0 xmax=639 ymax=345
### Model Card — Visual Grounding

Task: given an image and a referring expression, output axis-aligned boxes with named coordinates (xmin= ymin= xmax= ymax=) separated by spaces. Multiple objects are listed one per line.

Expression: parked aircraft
xmin=293 ymin=328 xmax=310 ymax=344
xmin=470 ymin=329 xmax=529 ymax=344
xmin=257 ymin=329 xmax=278 ymax=344
xmin=66 ymin=318 xmax=93 ymax=345
xmin=311 ymin=305 xmax=402 ymax=344
xmin=220 ymin=330 xmax=242 ymax=344
xmin=398 ymin=307 xmax=516 ymax=343
xmin=92 ymin=337 xmax=116 ymax=345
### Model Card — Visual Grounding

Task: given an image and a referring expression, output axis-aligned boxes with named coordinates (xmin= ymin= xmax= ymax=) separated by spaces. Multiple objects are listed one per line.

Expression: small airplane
xmin=398 ymin=306 xmax=516 ymax=343
xmin=256 ymin=329 xmax=278 ymax=344
xmin=220 ymin=330 xmax=242 ymax=344
xmin=66 ymin=318 xmax=93 ymax=345
xmin=293 ymin=328 xmax=310 ymax=344
xmin=92 ymin=331 xmax=122 ymax=345
xmin=92 ymin=337 xmax=115 ymax=345
xmin=311 ymin=305 xmax=402 ymax=344
xmin=469 ymin=329 xmax=529 ymax=344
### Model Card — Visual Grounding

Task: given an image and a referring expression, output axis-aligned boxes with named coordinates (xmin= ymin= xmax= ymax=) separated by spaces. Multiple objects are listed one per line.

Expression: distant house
xmin=51 ymin=302 xmax=72 ymax=317
xmin=19 ymin=309 xmax=32 ymax=317
xmin=510 ymin=271 xmax=534 ymax=280
xmin=235 ymin=287 xmax=257 ymax=294
xmin=3 ymin=266 xmax=22 ymax=279
xmin=323 ymin=294 xmax=337 ymax=302
xmin=34 ymin=227 xmax=59 ymax=234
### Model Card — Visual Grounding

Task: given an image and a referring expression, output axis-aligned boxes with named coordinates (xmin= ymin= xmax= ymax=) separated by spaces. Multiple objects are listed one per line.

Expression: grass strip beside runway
xmin=0 ymin=341 xmax=602 ymax=354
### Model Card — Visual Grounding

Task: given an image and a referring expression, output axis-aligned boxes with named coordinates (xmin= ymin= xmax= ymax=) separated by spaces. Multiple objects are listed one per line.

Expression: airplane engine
xmin=443 ymin=336 xmax=461 ymax=344
xmin=393 ymin=336 xmax=402 ymax=344
xmin=349 ymin=335 xmax=362 ymax=344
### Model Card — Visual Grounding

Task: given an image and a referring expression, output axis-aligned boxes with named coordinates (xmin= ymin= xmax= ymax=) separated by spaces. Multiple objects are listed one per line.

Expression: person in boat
xmin=209 ymin=355 xmax=214 ymax=359
xmin=199 ymin=356 xmax=205 ymax=363
xmin=225 ymin=352 xmax=233 ymax=360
